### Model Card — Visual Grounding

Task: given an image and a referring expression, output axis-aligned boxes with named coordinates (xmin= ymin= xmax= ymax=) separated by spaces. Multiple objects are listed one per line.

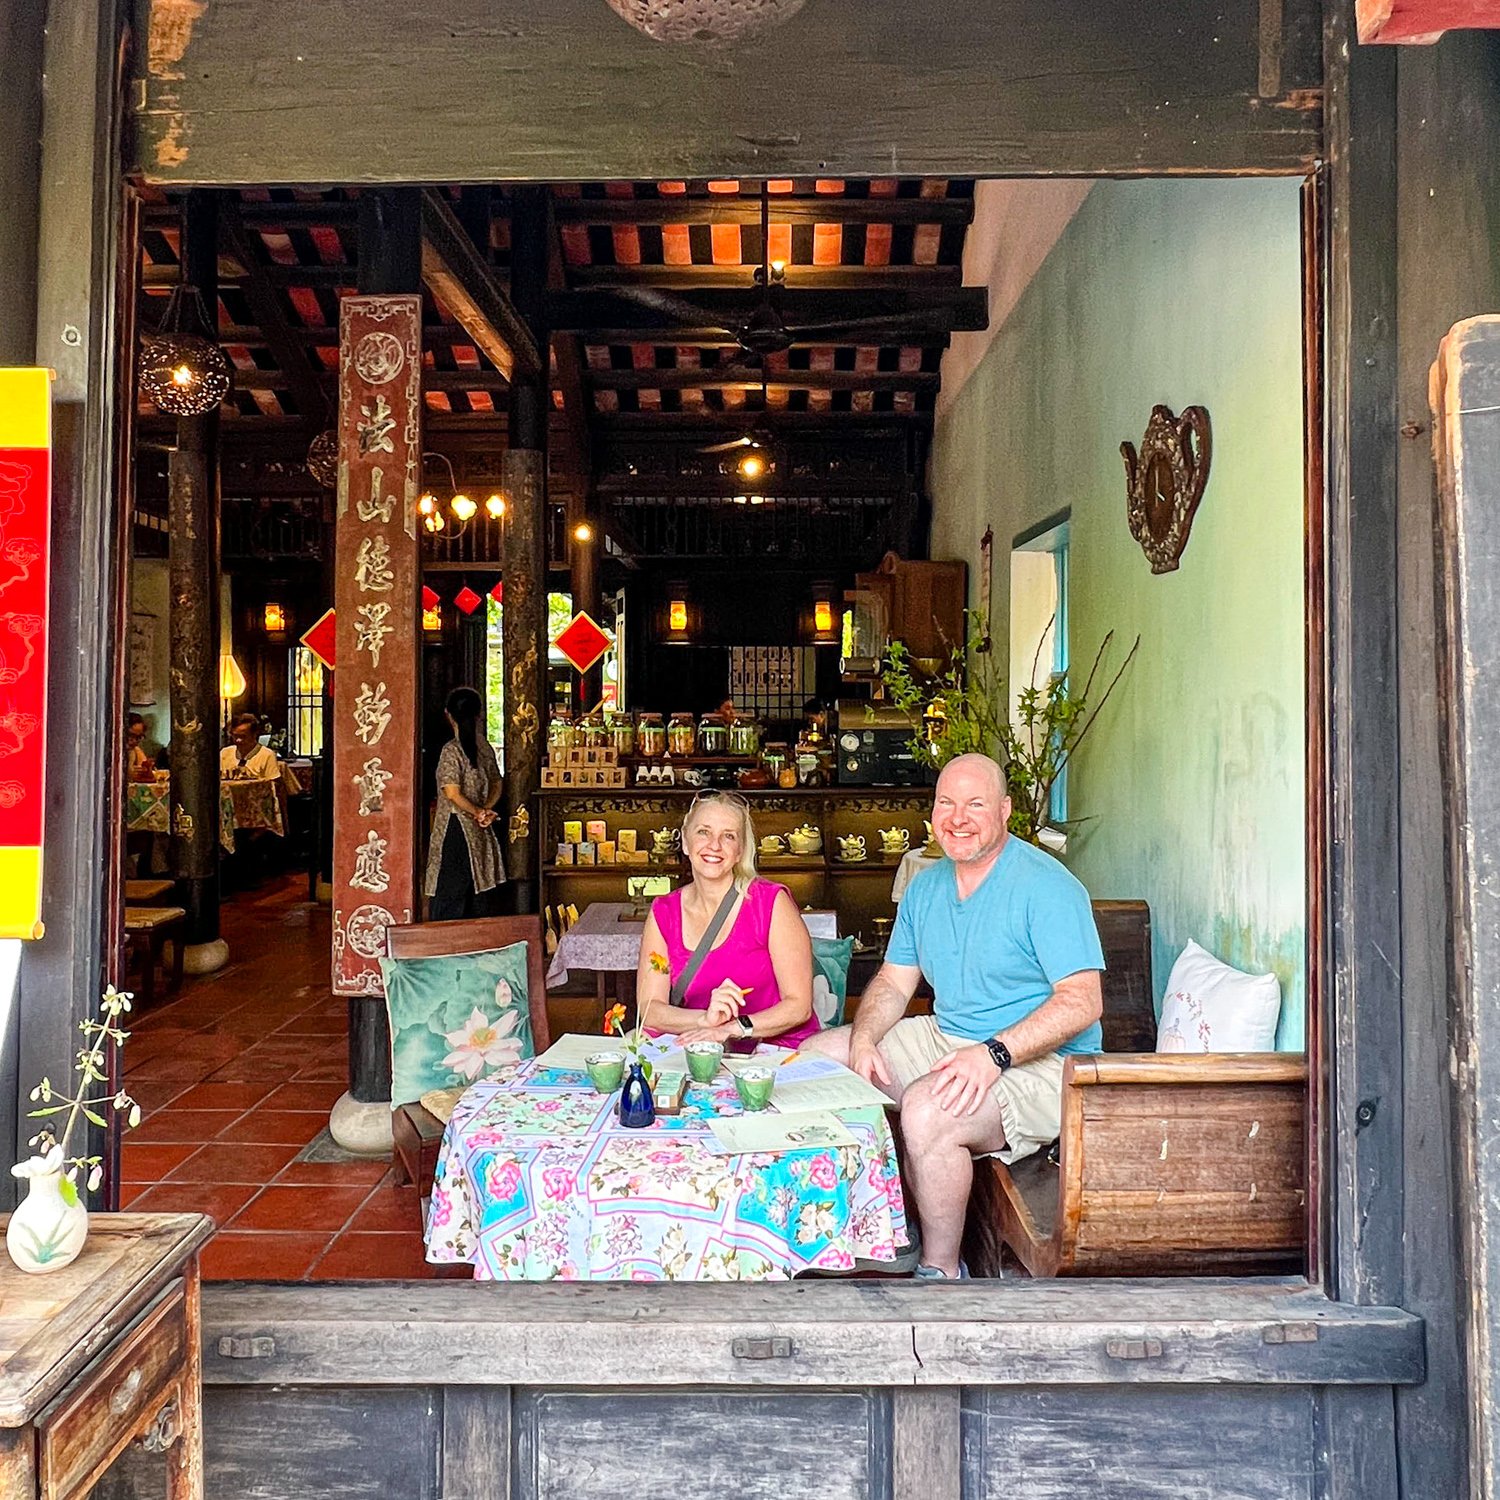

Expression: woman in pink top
xmin=633 ymin=791 xmax=819 ymax=1050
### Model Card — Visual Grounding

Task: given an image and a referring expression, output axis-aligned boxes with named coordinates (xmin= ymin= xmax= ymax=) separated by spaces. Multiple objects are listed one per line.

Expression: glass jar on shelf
xmin=637 ymin=712 xmax=666 ymax=758
xmin=667 ymin=712 xmax=696 ymax=757
xmin=547 ymin=711 xmax=575 ymax=756
xmin=578 ymin=713 xmax=606 ymax=749
xmin=606 ymin=710 xmax=636 ymax=758
xmin=762 ymin=741 xmax=789 ymax=783
xmin=729 ymin=717 xmax=762 ymax=758
xmin=697 ymin=715 xmax=729 ymax=755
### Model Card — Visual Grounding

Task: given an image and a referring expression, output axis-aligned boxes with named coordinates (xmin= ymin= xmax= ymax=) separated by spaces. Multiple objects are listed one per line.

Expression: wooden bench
xmin=963 ymin=1052 xmax=1308 ymax=1277
xmin=123 ymin=906 xmax=187 ymax=1008
xmin=124 ymin=878 xmax=175 ymax=903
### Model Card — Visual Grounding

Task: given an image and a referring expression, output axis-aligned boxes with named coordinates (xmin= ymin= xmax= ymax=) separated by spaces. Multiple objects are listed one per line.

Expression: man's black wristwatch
xmin=984 ymin=1037 xmax=1013 ymax=1073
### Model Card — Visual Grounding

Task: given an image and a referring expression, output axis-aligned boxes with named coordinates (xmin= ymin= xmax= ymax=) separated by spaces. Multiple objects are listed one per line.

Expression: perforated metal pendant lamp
xmin=137 ymin=284 xmax=232 ymax=418
xmin=603 ymin=0 xmax=808 ymax=44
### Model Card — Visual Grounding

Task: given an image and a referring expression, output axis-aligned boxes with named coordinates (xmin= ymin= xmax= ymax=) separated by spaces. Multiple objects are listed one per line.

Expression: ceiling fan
xmin=613 ymin=180 xmax=952 ymax=393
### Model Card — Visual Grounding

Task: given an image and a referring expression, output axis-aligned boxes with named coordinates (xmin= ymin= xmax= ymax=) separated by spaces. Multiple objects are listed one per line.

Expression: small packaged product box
xmin=617 ymin=828 xmax=638 ymax=854
xmin=563 ymin=820 xmax=584 ymax=844
xmin=599 ymin=840 xmax=616 ymax=863
xmin=555 ymin=843 xmax=575 ymax=865
xmin=651 ymin=1072 xmax=690 ymax=1114
xmin=576 ymin=840 xmax=597 ymax=865
xmin=585 ymin=818 xmax=608 ymax=843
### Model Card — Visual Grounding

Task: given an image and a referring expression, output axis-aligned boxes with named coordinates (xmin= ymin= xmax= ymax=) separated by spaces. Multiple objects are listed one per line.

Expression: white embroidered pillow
xmin=1156 ymin=940 xmax=1282 ymax=1053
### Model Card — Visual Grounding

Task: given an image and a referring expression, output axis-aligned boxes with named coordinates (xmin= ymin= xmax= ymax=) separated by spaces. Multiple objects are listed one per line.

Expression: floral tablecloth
xmin=124 ymin=781 xmax=235 ymax=853
xmin=222 ymin=775 xmax=284 ymax=836
xmin=427 ymin=1058 xmax=908 ymax=1281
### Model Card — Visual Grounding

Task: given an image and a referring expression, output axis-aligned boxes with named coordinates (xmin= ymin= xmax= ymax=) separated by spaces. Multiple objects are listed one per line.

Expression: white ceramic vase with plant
xmin=7 ymin=983 xmax=140 ymax=1275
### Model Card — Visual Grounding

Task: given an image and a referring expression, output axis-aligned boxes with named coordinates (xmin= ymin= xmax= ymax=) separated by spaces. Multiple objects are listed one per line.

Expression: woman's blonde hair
xmin=681 ymin=790 xmax=758 ymax=892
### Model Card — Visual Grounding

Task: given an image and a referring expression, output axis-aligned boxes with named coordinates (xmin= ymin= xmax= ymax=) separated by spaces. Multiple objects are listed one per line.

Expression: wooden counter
xmin=0 ymin=1213 xmax=213 ymax=1500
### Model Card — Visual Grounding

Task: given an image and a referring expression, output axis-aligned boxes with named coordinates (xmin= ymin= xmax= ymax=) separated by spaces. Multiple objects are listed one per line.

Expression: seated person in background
xmin=633 ymin=790 xmax=819 ymax=1051
xmin=125 ymin=712 xmax=157 ymax=781
xmin=717 ymin=696 xmax=738 ymax=727
xmin=804 ymin=753 xmax=1104 ymax=1279
xmin=220 ymin=712 xmax=281 ymax=781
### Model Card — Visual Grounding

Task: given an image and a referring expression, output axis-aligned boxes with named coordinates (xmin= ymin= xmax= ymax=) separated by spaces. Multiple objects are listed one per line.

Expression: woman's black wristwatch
xmin=984 ymin=1038 xmax=1013 ymax=1073
xmin=736 ymin=1014 xmax=754 ymax=1035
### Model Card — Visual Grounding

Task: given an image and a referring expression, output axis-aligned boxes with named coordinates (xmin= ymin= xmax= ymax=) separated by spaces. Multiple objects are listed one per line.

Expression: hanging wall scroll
xmin=1121 ymin=404 xmax=1212 ymax=574
xmin=331 ymin=296 xmax=421 ymax=996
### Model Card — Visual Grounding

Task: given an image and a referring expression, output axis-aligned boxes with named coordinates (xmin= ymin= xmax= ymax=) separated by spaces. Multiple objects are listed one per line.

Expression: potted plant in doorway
xmin=8 ymin=983 xmax=141 ymax=1274
xmin=880 ymin=609 xmax=1139 ymax=846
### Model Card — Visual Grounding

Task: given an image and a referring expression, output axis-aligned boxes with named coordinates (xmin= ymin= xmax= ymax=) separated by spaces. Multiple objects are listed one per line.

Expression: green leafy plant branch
xmin=880 ymin=608 xmax=1139 ymax=843
xmin=27 ymin=984 xmax=141 ymax=1201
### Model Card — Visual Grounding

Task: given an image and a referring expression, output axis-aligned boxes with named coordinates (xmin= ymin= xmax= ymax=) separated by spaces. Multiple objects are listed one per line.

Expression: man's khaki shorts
xmin=880 ymin=1015 xmax=1066 ymax=1165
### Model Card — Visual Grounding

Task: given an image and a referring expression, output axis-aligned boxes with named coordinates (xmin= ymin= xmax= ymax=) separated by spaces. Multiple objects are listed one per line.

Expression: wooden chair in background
xmin=384 ymin=915 xmax=549 ymax=1200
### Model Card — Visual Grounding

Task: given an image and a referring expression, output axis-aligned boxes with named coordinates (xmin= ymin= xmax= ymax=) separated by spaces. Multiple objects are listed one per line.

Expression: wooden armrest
xmin=1066 ymin=1052 xmax=1307 ymax=1088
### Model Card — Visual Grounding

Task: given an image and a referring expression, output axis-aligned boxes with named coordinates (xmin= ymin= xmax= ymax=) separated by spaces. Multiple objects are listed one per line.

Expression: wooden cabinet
xmin=855 ymin=552 xmax=968 ymax=667
xmin=0 ymin=1213 xmax=212 ymax=1500
xmin=539 ymin=786 xmax=934 ymax=953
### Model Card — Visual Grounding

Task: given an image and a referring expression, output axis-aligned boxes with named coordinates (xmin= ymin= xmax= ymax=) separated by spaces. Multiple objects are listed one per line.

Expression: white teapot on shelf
xmin=836 ymin=833 xmax=867 ymax=863
xmin=878 ymin=826 xmax=910 ymax=854
xmin=787 ymin=822 xmax=822 ymax=855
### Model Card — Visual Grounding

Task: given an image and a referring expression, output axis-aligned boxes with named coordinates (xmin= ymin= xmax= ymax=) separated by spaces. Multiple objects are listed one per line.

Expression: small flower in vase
xmin=25 ymin=983 xmax=142 ymax=1199
xmin=603 ymin=994 xmax=655 ymax=1085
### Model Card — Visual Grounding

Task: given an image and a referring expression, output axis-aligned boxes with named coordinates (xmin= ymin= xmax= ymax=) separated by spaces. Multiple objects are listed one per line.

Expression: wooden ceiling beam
xmin=567 ymin=264 xmax=961 ymax=291
xmin=547 ymin=287 xmax=987 ymax=334
xmin=591 ymin=368 xmax=938 ymax=393
xmin=419 ymin=188 xmax=542 ymax=382
xmin=144 ymin=200 xmax=360 ymax=231
xmin=230 ymin=367 xmax=511 ymax=392
xmin=548 ymin=195 xmax=974 ymax=227
xmin=221 ymin=202 xmax=332 ymax=425
xmin=595 ymin=410 xmax=929 ymax=434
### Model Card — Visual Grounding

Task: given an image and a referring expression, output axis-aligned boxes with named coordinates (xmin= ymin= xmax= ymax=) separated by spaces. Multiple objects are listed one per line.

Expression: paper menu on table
xmin=532 ymin=1033 xmax=620 ymax=1069
xmin=771 ymin=1068 xmax=892 ymax=1114
xmin=706 ymin=1110 xmax=857 ymax=1155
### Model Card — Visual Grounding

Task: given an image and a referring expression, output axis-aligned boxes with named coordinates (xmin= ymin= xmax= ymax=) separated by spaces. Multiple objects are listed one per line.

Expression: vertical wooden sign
xmin=331 ymin=297 xmax=421 ymax=995
xmin=0 ymin=370 xmax=51 ymax=940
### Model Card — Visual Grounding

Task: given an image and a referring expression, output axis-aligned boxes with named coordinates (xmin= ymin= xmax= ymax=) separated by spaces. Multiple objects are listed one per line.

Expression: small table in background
xmin=891 ymin=848 xmax=942 ymax=903
xmin=124 ymin=781 xmax=235 ymax=854
xmin=545 ymin=900 xmax=644 ymax=991
xmin=221 ymin=776 xmax=284 ymax=838
xmin=0 ymin=1212 xmax=213 ymax=1500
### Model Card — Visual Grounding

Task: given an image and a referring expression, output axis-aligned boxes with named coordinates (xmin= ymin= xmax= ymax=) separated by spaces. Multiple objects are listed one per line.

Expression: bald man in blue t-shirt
xmin=805 ymin=753 xmax=1104 ymax=1279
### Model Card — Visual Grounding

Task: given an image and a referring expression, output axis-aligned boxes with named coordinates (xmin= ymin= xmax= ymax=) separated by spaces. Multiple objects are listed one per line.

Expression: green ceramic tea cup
xmin=585 ymin=1050 xmax=625 ymax=1094
xmin=734 ymin=1064 xmax=776 ymax=1112
xmin=685 ymin=1040 xmax=724 ymax=1083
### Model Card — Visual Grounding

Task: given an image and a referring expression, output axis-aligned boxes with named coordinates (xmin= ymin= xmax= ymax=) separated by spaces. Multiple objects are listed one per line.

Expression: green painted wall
xmin=929 ymin=178 xmax=1306 ymax=1049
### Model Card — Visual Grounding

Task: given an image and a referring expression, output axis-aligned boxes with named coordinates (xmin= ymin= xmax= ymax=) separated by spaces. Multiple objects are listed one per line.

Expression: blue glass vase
xmin=618 ymin=1061 xmax=656 ymax=1129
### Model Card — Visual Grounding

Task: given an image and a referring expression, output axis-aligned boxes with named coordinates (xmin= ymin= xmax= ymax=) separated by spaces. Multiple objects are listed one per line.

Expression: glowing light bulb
xmin=486 ymin=493 xmax=506 ymax=518
xmin=450 ymin=493 xmax=477 ymax=522
xmin=572 ymin=521 xmax=594 ymax=543
xmin=424 ymin=512 xmax=445 ymax=533
xmin=738 ymin=451 xmax=765 ymax=481
xmin=171 ymin=365 xmax=195 ymax=387
xmin=418 ymin=493 xmax=437 ymax=516
xmin=769 ymin=258 xmax=787 ymax=280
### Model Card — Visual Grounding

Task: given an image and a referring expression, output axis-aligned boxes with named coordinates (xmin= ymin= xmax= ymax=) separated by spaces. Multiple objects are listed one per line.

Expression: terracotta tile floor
xmin=120 ymin=876 xmax=449 ymax=1281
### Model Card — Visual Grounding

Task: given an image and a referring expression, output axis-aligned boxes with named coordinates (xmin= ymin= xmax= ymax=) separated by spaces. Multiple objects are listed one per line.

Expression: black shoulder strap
xmin=670 ymin=886 xmax=739 ymax=1006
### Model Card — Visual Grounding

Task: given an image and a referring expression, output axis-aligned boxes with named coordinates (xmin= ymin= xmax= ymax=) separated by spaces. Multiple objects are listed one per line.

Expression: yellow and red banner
xmin=0 ymin=370 xmax=50 ymax=939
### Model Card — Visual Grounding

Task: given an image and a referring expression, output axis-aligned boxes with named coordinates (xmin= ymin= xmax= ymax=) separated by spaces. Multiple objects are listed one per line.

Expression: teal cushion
xmin=810 ymin=935 xmax=855 ymax=1027
xmin=380 ymin=942 xmax=534 ymax=1107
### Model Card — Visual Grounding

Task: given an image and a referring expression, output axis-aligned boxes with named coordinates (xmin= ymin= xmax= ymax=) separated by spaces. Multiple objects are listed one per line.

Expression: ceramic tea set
xmin=759 ymin=822 xmax=822 ymax=858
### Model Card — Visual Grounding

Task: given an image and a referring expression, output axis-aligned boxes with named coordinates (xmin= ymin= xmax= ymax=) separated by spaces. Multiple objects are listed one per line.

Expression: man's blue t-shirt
xmin=886 ymin=837 xmax=1105 ymax=1054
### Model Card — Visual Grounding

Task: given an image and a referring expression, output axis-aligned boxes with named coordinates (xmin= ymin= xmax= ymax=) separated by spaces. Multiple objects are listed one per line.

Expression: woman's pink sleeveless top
xmin=652 ymin=878 xmax=820 ymax=1050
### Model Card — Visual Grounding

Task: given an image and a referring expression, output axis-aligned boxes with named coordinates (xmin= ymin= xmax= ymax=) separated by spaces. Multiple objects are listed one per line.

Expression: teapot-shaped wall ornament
xmin=878 ymin=826 xmax=910 ymax=853
xmin=836 ymin=833 xmax=867 ymax=862
xmin=1121 ymin=404 xmax=1212 ymax=574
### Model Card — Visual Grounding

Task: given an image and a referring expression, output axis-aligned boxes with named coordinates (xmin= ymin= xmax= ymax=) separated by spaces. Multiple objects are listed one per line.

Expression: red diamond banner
xmin=554 ymin=610 xmax=612 ymax=674
xmin=490 ymin=580 xmax=504 ymax=604
xmin=421 ymin=585 xmax=440 ymax=611
xmin=454 ymin=585 xmax=482 ymax=615
xmin=301 ymin=607 xmax=337 ymax=670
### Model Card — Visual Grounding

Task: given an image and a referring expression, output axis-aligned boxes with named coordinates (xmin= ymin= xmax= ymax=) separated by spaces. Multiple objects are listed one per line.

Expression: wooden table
xmin=0 ymin=1213 xmax=213 ymax=1500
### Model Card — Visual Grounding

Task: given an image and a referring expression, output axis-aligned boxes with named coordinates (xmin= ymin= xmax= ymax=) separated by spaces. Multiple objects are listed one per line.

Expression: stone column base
xmin=181 ymin=938 xmax=229 ymax=975
xmin=329 ymin=1090 xmax=393 ymax=1157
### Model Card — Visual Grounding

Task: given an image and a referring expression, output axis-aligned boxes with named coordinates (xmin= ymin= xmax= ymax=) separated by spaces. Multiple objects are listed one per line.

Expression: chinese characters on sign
xmin=332 ymin=297 xmax=421 ymax=995
xmin=0 ymin=370 xmax=51 ymax=940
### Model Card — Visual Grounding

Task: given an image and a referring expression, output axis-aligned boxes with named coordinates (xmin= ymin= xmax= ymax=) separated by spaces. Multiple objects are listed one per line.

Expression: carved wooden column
xmin=500 ymin=187 xmax=550 ymax=914
xmin=167 ymin=190 xmax=224 ymax=972
xmin=328 ymin=190 xmax=422 ymax=1155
